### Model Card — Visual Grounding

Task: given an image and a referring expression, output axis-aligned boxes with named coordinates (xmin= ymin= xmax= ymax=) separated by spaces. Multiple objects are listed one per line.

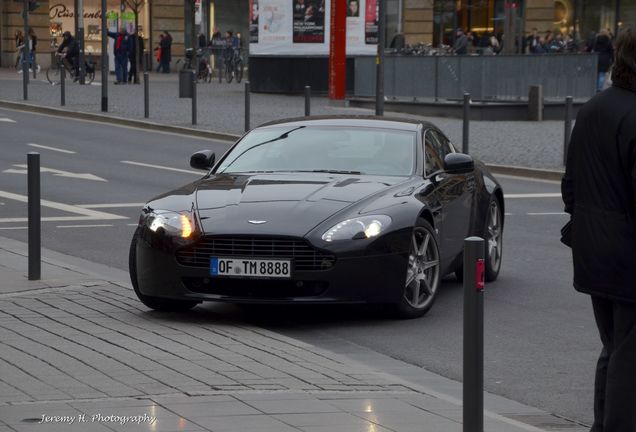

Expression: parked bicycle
xmin=224 ymin=47 xmax=244 ymax=84
xmin=46 ymin=52 xmax=95 ymax=85
xmin=177 ymin=48 xmax=212 ymax=83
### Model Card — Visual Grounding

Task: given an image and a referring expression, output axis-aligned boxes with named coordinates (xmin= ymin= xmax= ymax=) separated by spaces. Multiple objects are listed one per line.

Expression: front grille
xmin=176 ymin=236 xmax=336 ymax=271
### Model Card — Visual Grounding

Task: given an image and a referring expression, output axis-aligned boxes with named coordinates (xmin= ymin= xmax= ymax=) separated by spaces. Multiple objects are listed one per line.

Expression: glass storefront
xmin=433 ymin=0 xmax=514 ymax=46
xmin=575 ymin=0 xmax=635 ymax=41
xmin=48 ymin=0 xmax=149 ymax=54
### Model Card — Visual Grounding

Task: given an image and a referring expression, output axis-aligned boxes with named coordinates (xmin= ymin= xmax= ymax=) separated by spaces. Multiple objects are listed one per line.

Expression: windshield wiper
xmin=219 ymin=127 xmax=306 ymax=173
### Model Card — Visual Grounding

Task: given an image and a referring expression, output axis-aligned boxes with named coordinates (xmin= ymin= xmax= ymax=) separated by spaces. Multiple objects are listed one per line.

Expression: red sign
xmin=329 ymin=0 xmax=346 ymax=100
xmin=476 ymin=259 xmax=485 ymax=291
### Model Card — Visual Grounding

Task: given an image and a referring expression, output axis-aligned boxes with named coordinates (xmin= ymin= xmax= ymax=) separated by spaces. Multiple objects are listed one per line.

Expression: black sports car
xmin=130 ymin=117 xmax=504 ymax=318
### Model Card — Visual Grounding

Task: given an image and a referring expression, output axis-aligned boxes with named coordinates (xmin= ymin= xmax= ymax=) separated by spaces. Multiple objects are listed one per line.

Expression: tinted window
xmin=431 ymin=130 xmax=456 ymax=158
xmin=216 ymin=126 xmax=416 ymax=176
xmin=424 ymin=130 xmax=444 ymax=176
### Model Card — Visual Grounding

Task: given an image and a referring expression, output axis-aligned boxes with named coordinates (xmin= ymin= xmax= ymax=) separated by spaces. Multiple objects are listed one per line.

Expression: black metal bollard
xmin=563 ymin=96 xmax=573 ymax=166
xmin=144 ymin=72 xmax=149 ymax=118
xmin=27 ymin=152 xmax=41 ymax=281
xmin=22 ymin=59 xmax=28 ymax=100
xmin=191 ymin=70 xmax=197 ymax=126
xmin=463 ymin=237 xmax=485 ymax=432
xmin=304 ymin=85 xmax=311 ymax=117
xmin=60 ymin=67 xmax=66 ymax=106
xmin=462 ymin=93 xmax=470 ymax=154
xmin=244 ymin=81 xmax=250 ymax=132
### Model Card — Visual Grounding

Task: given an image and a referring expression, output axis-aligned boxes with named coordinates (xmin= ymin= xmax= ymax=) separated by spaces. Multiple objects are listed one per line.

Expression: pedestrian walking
xmin=592 ymin=29 xmax=614 ymax=91
xmin=159 ymin=31 xmax=172 ymax=73
xmin=107 ymin=27 xmax=131 ymax=84
xmin=14 ymin=30 xmax=24 ymax=69
xmin=561 ymin=26 xmax=636 ymax=432
xmin=27 ymin=28 xmax=39 ymax=72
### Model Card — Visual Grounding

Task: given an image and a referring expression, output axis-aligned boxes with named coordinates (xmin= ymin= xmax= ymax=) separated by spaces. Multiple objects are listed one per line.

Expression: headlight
xmin=321 ymin=215 xmax=392 ymax=242
xmin=146 ymin=210 xmax=195 ymax=239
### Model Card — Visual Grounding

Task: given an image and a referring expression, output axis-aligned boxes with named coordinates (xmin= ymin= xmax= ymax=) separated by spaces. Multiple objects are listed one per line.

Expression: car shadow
xmin=145 ymin=276 xmax=465 ymax=331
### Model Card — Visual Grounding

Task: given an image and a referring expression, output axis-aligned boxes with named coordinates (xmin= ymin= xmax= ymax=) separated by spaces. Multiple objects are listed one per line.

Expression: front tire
xmin=46 ymin=65 xmax=60 ymax=85
xmin=129 ymin=232 xmax=199 ymax=312
xmin=393 ymin=219 xmax=441 ymax=319
xmin=484 ymin=196 xmax=503 ymax=281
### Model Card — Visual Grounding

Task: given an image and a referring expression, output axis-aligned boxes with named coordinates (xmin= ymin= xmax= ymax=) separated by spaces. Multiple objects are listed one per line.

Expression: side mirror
xmin=443 ymin=153 xmax=474 ymax=174
xmin=190 ymin=150 xmax=215 ymax=170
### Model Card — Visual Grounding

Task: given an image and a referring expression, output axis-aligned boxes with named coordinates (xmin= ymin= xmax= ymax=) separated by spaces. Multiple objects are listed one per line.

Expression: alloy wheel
xmin=486 ymin=200 xmax=502 ymax=273
xmin=404 ymin=226 xmax=440 ymax=309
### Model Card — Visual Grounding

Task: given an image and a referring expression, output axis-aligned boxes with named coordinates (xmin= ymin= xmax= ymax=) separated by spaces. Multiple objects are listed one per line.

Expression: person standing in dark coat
xmin=128 ymin=34 xmax=144 ymax=84
xmin=453 ymin=28 xmax=468 ymax=55
xmin=561 ymin=26 xmax=636 ymax=432
xmin=107 ymin=27 xmax=131 ymax=84
xmin=159 ymin=31 xmax=172 ymax=73
xmin=592 ymin=29 xmax=614 ymax=91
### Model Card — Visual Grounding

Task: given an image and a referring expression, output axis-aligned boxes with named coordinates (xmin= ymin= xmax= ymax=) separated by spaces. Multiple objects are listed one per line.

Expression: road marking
xmin=504 ymin=193 xmax=562 ymax=199
xmin=121 ymin=160 xmax=201 ymax=175
xmin=0 ymin=118 xmax=16 ymax=123
xmin=127 ymin=223 xmax=139 ymax=226
xmin=0 ymin=190 xmax=127 ymax=223
xmin=527 ymin=212 xmax=568 ymax=216
xmin=78 ymin=203 xmax=145 ymax=208
xmin=27 ymin=143 xmax=76 ymax=154
xmin=56 ymin=224 xmax=113 ymax=229
xmin=4 ymin=164 xmax=107 ymax=182
xmin=0 ymin=226 xmax=27 ymax=230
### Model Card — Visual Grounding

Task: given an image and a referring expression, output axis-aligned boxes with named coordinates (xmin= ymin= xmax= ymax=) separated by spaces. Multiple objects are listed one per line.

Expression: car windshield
xmin=215 ymin=126 xmax=416 ymax=176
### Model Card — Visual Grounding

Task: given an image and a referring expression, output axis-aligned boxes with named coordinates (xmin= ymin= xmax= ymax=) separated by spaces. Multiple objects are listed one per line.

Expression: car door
xmin=423 ymin=129 xmax=473 ymax=261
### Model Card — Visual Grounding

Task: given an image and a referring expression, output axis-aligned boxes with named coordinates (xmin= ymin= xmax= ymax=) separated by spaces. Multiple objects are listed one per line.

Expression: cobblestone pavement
xmin=0 ymin=237 xmax=588 ymax=432
xmin=0 ymin=69 xmax=568 ymax=170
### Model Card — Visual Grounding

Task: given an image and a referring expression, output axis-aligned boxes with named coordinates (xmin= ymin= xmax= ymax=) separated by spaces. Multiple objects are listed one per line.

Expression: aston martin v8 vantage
xmin=129 ymin=117 xmax=504 ymax=318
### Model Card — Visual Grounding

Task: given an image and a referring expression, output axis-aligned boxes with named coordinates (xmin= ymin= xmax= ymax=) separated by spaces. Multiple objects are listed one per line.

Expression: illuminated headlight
xmin=321 ymin=215 xmax=392 ymax=242
xmin=146 ymin=210 xmax=195 ymax=238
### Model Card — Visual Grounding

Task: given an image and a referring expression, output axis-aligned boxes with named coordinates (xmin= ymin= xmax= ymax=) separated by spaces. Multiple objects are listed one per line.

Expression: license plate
xmin=210 ymin=257 xmax=291 ymax=278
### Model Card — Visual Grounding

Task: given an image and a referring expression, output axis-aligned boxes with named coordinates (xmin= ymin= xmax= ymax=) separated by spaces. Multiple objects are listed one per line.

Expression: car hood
xmin=195 ymin=173 xmax=406 ymax=236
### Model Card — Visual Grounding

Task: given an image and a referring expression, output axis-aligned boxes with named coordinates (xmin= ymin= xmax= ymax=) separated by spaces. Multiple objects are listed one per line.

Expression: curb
xmin=486 ymin=163 xmax=564 ymax=182
xmin=1 ymin=99 xmax=565 ymax=181
xmin=0 ymin=99 xmax=241 ymax=142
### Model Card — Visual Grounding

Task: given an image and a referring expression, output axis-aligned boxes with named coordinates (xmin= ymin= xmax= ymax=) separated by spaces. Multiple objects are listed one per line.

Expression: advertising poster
xmin=261 ymin=0 xmax=289 ymax=45
xmin=364 ymin=0 xmax=378 ymax=44
xmin=346 ymin=0 xmax=363 ymax=49
xmin=250 ymin=0 xmax=259 ymax=43
xmin=292 ymin=0 xmax=325 ymax=43
xmin=251 ymin=0 xmax=375 ymax=55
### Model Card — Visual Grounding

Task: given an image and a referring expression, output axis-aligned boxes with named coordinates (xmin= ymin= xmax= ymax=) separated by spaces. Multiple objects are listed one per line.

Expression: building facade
xmin=1 ymin=0 xmax=634 ymax=68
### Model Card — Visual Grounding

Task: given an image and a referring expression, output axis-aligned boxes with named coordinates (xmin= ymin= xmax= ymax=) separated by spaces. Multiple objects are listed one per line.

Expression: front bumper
xmin=135 ymin=235 xmax=409 ymax=304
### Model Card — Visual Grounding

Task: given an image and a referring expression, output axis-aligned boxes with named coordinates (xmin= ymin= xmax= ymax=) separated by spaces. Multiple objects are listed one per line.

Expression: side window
xmin=423 ymin=130 xmax=444 ymax=176
xmin=432 ymin=130 xmax=456 ymax=157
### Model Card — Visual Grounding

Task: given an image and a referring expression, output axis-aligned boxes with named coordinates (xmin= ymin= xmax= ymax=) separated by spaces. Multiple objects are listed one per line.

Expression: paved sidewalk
xmin=0 ymin=68 xmax=568 ymax=170
xmin=0 ymin=236 xmax=587 ymax=432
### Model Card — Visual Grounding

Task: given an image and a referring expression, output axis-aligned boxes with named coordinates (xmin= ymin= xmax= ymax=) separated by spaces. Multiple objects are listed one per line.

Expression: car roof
xmin=257 ymin=115 xmax=434 ymax=132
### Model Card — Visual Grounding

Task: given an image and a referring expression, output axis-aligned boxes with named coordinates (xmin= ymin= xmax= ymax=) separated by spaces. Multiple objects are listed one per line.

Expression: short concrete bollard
xmin=528 ymin=85 xmax=544 ymax=121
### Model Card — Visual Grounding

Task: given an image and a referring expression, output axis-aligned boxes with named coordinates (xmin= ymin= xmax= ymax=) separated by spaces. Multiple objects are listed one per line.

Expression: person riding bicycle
xmin=56 ymin=31 xmax=79 ymax=79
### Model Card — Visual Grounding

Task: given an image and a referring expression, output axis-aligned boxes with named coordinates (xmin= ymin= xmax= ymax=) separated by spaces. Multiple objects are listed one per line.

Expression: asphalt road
xmin=0 ymin=108 xmax=598 ymax=426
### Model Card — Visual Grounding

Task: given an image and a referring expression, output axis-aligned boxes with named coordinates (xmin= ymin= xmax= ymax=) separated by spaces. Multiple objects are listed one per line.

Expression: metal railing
xmin=354 ymin=54 xmax=597 ymax=101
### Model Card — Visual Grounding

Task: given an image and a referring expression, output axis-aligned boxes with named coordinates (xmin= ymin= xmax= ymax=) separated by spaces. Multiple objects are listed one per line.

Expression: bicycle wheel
xmin=235 ymin=60 xmax=243 ymax=83
xmin=86 ymin=70 xmax=95 ymax=84
xmin=225 ymin=62 xmax=234 ymax=83
xmin=46 ymin=64 xmax=61 ymax=85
